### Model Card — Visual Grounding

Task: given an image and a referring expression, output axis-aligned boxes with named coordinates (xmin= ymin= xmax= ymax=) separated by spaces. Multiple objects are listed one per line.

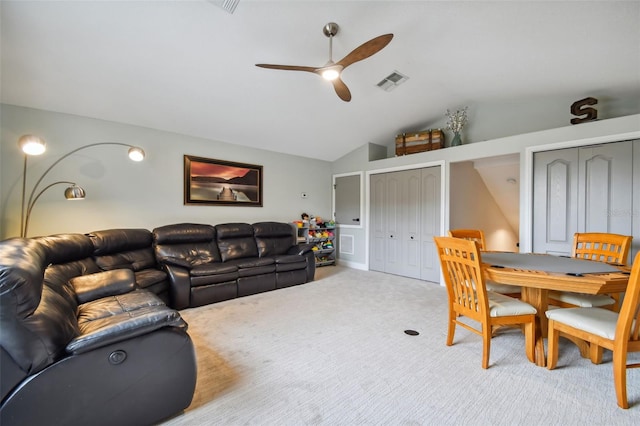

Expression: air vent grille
xmin=208 ymin=0 xmax=240 ymax=14
xmin=377 ymin=71 xmax=409 ymax=92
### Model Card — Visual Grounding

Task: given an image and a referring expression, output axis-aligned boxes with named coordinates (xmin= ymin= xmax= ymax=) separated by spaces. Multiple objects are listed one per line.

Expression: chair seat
xmin=487 ymin=291 xmax=537 ymax=317
xmin=486 ymin=280 xmax=521 ymax=294
xmin=546 ymin=307 xmax=618 ymax=340
xmin=548 ymin=290 xmax=615 ymax=307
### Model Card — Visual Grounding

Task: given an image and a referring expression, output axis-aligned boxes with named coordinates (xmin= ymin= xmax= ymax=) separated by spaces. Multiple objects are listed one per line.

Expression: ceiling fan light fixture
xmin=322 ymin=68 xmax=341 ymax=81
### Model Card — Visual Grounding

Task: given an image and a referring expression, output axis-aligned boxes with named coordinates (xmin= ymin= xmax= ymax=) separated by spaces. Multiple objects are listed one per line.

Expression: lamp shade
xmin=19 ymin=135 xmax=46 ymax=155
xmin=64 ymin=184 xmax=86 ymax=200
xmin=128 ymin=147 xmax=145 ymax=161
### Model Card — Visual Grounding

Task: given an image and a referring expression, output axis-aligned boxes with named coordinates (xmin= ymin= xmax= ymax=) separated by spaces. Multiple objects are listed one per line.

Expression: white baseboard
xmin=335 ymin=259 xmax=368 ymax=270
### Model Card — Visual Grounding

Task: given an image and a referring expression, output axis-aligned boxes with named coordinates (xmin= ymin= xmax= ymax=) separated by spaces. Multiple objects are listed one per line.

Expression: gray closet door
xmin=384 ymin=171 xmax=404 ymax=276
xmin=369 ymin=173 xmax=386 ymax=272
xmin=370 ymin=171 xmax=403 ymax=274
xmin=533 ymin=148 xmax=579 ymax=255
xmin=578 ymin=142 xmax=633 ymax=237
xmin=369 ymin=166 xmax=441 ymax=281
xmin=633 ymin=140 xmax=640 ymax=259
xmin=403 ymin=169 xmax=421 ymax=279
xmin=420 ymin=167 xmax=441 ymax=282
xmin=533 ymin=140 xmax=634 ymax=258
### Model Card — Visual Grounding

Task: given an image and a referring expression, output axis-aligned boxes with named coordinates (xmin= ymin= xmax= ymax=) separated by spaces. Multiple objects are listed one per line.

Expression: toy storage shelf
xmin=295 ymin=224 xmax=336 ymax=267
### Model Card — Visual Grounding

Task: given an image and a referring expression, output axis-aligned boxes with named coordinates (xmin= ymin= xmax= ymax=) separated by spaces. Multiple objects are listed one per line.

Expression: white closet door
xmin=533 ymin=148 xmax=579 ymax=255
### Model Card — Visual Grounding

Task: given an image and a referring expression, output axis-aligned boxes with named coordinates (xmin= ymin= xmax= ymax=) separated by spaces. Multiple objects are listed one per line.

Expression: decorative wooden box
xmin=395 ymin=129 xmax=445 ymax=156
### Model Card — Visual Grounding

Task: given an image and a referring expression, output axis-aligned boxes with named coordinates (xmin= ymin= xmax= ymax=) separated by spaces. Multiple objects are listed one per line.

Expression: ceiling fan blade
xmin=337 ymin=33 xmax=393 ymax=69
xmin=255 ymin=64 xmax=317 ymax=73
xmin=332 ymin=77 xmax=352 ymax=102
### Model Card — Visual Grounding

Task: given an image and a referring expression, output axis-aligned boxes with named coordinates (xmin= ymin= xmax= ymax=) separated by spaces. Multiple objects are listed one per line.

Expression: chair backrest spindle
xmin=448 ymin=229 xmax=486 ymax=251
xmin=572 ymin=232 xmax=632 ymax=265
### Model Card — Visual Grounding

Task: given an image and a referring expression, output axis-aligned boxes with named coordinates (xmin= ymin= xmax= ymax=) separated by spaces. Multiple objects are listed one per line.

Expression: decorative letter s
xmin=570 ymin=97 xmax=598 ymax=124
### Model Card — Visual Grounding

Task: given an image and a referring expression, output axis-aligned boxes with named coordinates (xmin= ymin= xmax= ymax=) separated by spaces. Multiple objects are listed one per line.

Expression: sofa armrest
xmin=70 ymin=269 xmax=136 ymax=304
xmin=161 ymin=263 xmax=192 ymax=310
xmin=288 ymin=243 xmax=314 ymax=256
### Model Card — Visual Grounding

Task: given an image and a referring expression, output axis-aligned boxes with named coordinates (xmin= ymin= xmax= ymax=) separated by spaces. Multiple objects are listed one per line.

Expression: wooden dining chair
xmin=434 ymin=237 xmax=537 ymax=369
xmin=546 ymin=251 xmax=640 ymax=409
xmin=548 ymin=232 xmax=633 ymax=311
xmin=448 ymin=229 xmax=521 ymax=298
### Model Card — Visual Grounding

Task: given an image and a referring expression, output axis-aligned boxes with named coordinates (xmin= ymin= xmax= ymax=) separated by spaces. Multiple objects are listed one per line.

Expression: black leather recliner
xmin=252 ymin=221 xmax=315 ymax=287
xmin=153 ymin=223 xmax=239 ymax=309
xmin=0 ymin=235 xmax=197 ymax=426
xmin=88 ymin=228 xmax=170 ymax=304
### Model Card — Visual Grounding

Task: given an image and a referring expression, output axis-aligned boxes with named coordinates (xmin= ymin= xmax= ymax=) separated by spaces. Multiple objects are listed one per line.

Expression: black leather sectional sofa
xmin=0 ymin=221 xmax=315 ymax=425
xmin=153 ymin=222 xmax=316 ymax=309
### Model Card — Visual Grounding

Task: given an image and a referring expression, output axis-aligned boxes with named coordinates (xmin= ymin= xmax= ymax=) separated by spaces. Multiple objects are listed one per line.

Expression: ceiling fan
xmin=256 ymin=23 xmax=393 ymax=102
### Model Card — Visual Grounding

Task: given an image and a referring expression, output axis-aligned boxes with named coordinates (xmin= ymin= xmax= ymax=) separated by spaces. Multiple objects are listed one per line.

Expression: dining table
xmin=481 ymin=251 xmax=631 ymax=367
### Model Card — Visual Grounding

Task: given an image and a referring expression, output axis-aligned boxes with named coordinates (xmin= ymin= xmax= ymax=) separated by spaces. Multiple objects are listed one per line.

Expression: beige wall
xmin=449 ymin=162 xmax=518 ymax=251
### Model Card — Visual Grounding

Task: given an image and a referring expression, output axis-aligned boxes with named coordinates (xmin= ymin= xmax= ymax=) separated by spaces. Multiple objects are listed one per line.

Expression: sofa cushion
xmin=68 ymin=291 xmax=186 ymax=354
xmin=88 ymin=229 xmax=153 ymax=255
xmin=253 ymin=222 xmax=296 ymax=257
xmin=134 ymin=269 xmax=169 ymax=289
xmin=153 ymin=223 xmax=216 ymax=245
xmin=190 ymin=262 xmax=238 ymax=277
xmin=94 ymin=248 xmax=157 ymax=272
xmin=274 ymin=255 xmax=307 ymax=272
xmin=225 ymin=257 xmax=275 ymax=269
xmin=71 ymin=269 xmax=136 ymax=304
xmin=36 ymin=234 xmax=95 ymax=266
xmin=216 ymin=223 xmax=258 ymax=261
xmin=238 ymin=265 xmax=276 ymax=277
xmin=153 ymin=224 xmax=221 ymax=265
xmin=189 ymin=263 xmax=239 ymax=286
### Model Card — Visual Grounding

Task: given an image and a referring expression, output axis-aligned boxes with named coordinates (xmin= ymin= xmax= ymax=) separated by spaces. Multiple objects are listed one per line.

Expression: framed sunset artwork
xmin=184 ymin=155 xmax=263 ymax=206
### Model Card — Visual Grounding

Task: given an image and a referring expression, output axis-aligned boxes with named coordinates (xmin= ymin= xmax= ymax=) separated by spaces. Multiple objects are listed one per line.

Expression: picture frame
xmin=184 ymin=155 xmax=263 ymax=206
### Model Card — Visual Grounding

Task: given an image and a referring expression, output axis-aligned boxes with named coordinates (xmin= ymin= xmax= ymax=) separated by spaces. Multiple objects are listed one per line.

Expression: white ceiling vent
xmin=207 ymin=0 xmax=240 ymax=14
xmin=377 ymin=71 xmax=409 ymax=92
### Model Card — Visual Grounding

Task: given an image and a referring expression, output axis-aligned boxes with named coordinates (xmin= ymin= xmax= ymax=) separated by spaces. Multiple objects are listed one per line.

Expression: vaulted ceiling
xmin=2 ymin=1 xmax=639 ymax=161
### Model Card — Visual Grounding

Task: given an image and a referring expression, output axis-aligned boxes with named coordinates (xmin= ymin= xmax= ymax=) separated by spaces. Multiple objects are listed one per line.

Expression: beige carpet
xmin=161 ymin=266 xmax=640 ymax=425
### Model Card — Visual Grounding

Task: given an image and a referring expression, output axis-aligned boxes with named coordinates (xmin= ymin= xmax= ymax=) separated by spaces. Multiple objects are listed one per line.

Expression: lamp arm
xmin=23 ymin=181 xmax=78 ymax=238
xmin=24 ymin=142 xmax=137 ymax=219
xmin=20 ymin=155 xmax=28 ymax=238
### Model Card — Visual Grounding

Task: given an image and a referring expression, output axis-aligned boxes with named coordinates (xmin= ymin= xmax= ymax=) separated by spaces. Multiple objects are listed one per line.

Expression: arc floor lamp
xmin=18 ymin=134 xmax=145 ymax=238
